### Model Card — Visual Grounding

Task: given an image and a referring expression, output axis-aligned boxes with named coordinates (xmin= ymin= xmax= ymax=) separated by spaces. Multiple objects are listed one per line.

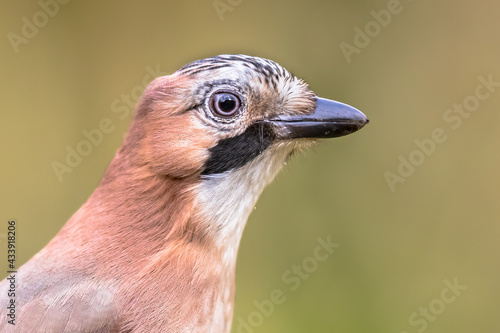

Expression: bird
xmin=0 ymin=54 xmax=368 ymax=332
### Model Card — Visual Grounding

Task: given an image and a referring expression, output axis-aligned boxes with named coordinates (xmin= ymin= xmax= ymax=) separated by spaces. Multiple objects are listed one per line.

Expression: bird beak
xmin=270 ymin=97 xmax=369 ymax=139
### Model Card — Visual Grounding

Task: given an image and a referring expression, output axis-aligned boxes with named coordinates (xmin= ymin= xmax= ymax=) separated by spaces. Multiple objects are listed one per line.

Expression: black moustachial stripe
xmin=202 ymin=122 xmax=275 ymax=175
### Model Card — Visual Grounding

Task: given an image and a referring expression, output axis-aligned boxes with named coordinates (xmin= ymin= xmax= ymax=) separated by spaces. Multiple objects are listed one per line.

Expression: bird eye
xmin=209 ymin=91 xmax=242 ymax=117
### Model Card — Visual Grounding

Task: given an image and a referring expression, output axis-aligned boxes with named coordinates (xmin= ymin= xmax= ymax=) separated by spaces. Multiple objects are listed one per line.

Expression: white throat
xmin=195 ymin=141 xmax=306 ymax=263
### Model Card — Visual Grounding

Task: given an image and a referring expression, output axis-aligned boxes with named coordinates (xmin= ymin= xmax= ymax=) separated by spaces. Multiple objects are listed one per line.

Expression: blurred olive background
xmin=1 ymin=1 xmax=499 ymax=332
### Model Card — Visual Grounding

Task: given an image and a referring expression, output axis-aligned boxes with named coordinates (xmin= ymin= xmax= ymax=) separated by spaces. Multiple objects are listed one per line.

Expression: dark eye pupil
xmin=219 ymin=95 xmax=236 ymax=112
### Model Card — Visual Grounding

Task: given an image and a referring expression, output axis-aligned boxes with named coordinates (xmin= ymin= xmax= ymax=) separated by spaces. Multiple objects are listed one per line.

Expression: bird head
xmin=120 ymin=54 xmax=368 ymax=247
xmin=129 ymin=54 xmax=367 ymax=177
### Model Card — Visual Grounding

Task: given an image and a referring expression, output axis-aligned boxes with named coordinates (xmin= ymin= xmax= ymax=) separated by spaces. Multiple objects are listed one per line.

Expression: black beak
xmin=269 ymin=97 xmax=369 ymax=139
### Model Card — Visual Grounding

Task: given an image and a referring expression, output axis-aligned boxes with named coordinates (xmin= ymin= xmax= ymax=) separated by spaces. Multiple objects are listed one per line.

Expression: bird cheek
xmin=145 ymin=115 xmax=215 ymax=178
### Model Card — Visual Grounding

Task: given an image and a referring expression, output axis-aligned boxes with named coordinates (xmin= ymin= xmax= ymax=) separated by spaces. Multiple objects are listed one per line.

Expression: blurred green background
xmin=1 ymin=1 xmax=499 ymax=332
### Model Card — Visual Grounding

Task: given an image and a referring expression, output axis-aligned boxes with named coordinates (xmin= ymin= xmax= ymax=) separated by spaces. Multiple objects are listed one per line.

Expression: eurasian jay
xmin=0 ymin=54 xmax=368 ymax=332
